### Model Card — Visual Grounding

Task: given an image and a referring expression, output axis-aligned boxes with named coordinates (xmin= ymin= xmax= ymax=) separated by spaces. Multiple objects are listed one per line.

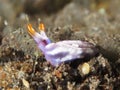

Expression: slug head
xmin=27 ymin=23 xmax=51 ymax=52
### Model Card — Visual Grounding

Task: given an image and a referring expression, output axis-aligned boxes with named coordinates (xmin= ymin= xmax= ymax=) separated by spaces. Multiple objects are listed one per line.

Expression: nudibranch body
xmin=27 ymin=23 xmax=98 ymax=67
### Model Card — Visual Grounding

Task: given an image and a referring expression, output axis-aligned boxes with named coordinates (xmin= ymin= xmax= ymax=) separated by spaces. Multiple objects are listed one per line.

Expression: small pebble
xmin=22 ymin=78 xmax=30 ymax=88
xmin=81 ymin=63 xmax=90 ymax=75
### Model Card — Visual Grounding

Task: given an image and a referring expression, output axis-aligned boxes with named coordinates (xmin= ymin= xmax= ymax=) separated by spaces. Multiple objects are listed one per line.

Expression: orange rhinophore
xmin=38 ymin=23 xmax=45 ymax=31
xmin=27 ymin=24 xmax=36 ymax=37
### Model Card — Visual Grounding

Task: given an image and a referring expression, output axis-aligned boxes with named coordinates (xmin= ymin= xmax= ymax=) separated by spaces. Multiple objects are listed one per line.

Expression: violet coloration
xmin=27 ymin=23 xmax=98 ymax=67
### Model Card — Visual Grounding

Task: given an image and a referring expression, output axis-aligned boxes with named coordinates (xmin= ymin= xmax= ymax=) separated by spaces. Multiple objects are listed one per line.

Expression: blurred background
xmin=0 ymin=0 xmax=120 ymax=26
